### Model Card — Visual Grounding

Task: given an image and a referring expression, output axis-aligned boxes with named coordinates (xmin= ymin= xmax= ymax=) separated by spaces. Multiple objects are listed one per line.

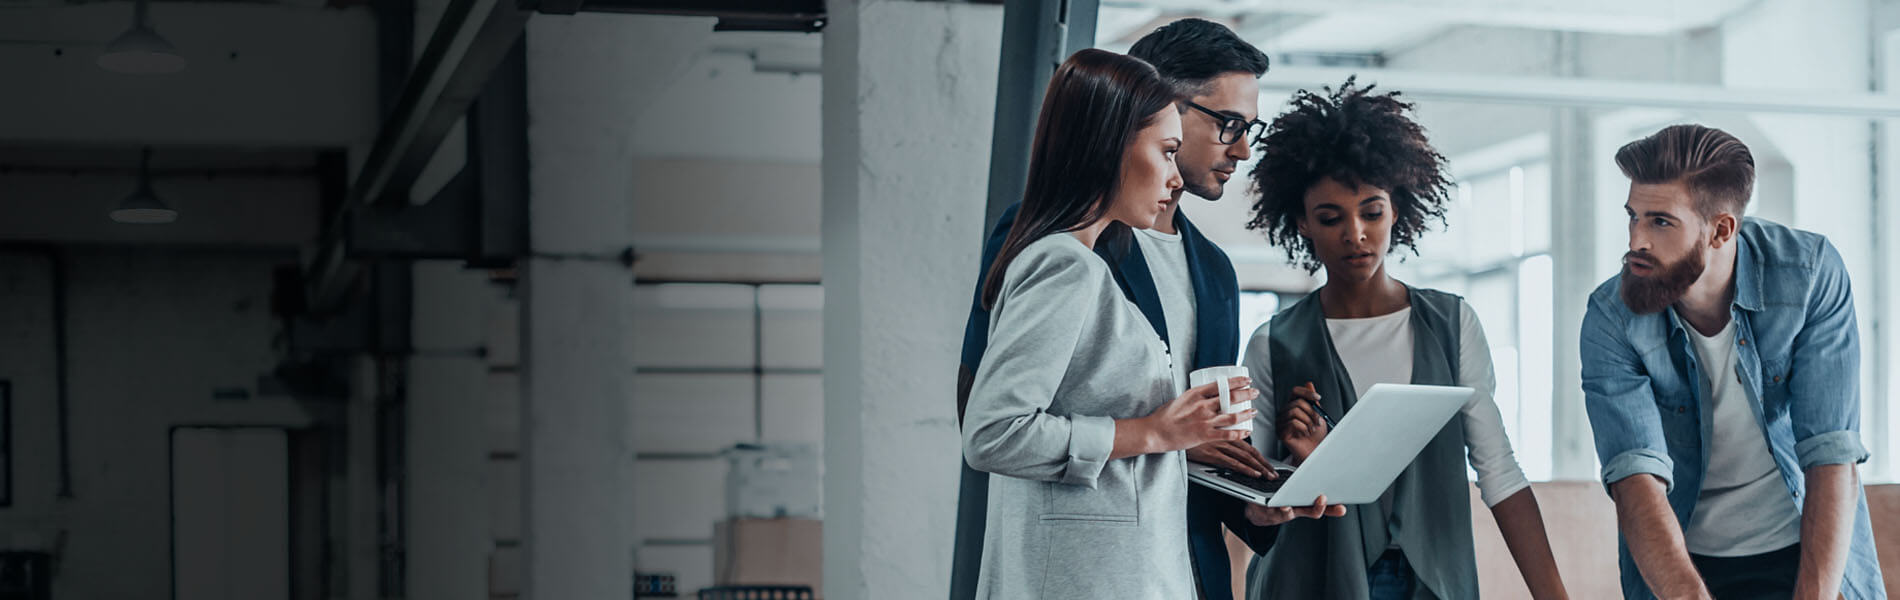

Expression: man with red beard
xmin=1581 ymin=124 xmax=1883 ymax=599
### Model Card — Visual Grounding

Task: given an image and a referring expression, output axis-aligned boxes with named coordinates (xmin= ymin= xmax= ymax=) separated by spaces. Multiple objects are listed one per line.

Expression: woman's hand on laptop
xmin=1277 ymin=382 xmax=1329 ymax=464
xmin=1185 ymin=440 xmax=1271 ymax=478
xmin=1242 ymin=495 xmax=1348 ymax=526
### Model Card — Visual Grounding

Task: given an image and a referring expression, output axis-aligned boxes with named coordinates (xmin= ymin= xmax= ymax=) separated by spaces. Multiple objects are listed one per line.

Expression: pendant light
xmin=97 ymin=0 xmax=186 ymax=75
xmin=110 ymin=147 xmax=178 ymax=224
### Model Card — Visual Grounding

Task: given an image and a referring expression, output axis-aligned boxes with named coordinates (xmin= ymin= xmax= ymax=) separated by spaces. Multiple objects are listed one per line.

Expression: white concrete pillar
xmin=521 ymin=14 xmax=642 ymax=600
xmin=1874 ymin=26 xmax=1900 ymax=482
xmin=821 ymin=2 xmax=1002 ymax=598
xmin=406 ymin=261 xmax=492 ymax=600
xmin=1549 ymin=33 xmax=1598 ymax=480
xmin=1722 ymin=0 xmax=1878 ymax=472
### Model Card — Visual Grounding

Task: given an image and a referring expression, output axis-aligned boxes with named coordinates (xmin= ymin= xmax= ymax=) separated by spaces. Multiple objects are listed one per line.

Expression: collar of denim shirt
xmin=1664 ymin=226 xmax=1764 ymax=342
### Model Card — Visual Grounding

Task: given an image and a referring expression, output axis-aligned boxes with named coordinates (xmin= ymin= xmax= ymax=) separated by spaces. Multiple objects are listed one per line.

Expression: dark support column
xmin=980 ymin=0 xmax=1097 ymax=231
xmin=956 ymin=7 xmax=1096 ymax=599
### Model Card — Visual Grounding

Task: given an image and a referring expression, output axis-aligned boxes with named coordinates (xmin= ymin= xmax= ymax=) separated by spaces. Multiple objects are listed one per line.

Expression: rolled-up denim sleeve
xmin=1789 ymin=240 xmax=1870 ymax=470
xmin=1580 ymin=299 xmax=1676 ymax=492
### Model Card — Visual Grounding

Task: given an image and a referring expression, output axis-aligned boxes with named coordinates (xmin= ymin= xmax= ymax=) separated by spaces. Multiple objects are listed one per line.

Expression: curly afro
xmin=1245 ymin=77 xmax=1453 ymax=273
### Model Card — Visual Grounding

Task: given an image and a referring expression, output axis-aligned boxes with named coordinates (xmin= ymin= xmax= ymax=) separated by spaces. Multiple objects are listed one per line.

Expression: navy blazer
xmin=951 ymin=203 xmax=1274 ymax=600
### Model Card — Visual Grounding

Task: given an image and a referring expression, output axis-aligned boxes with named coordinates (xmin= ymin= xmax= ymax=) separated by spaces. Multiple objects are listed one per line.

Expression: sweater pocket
xmin=1036 ymin=519 xmax=1169 ymax=598
xmin=1042 ymin=458 xmax=1139 ymax=524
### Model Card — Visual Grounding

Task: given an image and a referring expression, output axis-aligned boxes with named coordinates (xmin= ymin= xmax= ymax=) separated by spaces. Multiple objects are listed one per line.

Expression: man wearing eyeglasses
xmin=1175 ymin=88 xmax=1266 ymax=204
xmin=952 ymin=18 xmax=1283 ymax=600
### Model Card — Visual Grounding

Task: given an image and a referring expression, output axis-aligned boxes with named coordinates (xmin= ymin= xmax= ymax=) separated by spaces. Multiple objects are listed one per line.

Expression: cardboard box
xmin=713 ymin=518 xmax=822 ymax=597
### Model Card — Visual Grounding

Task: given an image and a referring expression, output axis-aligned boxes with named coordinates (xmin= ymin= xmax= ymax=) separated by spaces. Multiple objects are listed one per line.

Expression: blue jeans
xmin=1368 ymin=549 xmax=1415 ymax=600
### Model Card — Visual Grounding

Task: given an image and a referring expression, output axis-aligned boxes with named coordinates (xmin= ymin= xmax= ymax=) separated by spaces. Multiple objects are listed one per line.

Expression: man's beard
xmin=1619 ymin=246 xmax=1707 ymax=315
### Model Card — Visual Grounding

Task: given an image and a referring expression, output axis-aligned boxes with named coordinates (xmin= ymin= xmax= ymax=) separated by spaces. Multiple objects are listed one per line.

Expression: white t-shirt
xmin=1135 ymin=228 xmax=1197 ymax=392
xmin=1241 ymin=301 xmax=1531 ymax=508
xmin=1682 ymin=319 xmax=1801 ymax=556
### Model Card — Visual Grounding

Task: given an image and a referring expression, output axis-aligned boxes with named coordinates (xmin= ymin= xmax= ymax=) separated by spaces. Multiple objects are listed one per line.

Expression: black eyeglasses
xmin=1185 ymin=101 xmax=1266 ymax=145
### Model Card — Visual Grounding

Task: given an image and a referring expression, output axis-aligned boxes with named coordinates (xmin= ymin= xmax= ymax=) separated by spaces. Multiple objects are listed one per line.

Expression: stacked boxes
xmin=713 ymin=443 xmax=823 ymax=596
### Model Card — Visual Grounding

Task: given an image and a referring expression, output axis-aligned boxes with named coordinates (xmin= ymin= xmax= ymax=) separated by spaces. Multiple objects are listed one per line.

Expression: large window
xmin=1395 ymin=161 xmax=1558 ymax=480
xmin=1236 ymin=291 xmax=1281 ymax=348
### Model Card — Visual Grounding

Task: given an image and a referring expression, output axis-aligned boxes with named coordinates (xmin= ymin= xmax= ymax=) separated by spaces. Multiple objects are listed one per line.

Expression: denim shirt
xmin=1580 ymin=218 xmax=1884 ymax=599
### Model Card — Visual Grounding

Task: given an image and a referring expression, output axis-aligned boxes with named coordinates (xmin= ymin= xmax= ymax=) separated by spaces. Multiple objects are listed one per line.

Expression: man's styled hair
xmin=1614 ymin=124 xmax=1755 ymax=219
xmin=1126 ymin=18 xmax=1270 ymax=97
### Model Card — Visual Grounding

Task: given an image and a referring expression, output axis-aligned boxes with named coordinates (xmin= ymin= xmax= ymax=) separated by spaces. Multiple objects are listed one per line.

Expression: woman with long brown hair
xmin=960 ymin=48 xmax=1336 ymax=598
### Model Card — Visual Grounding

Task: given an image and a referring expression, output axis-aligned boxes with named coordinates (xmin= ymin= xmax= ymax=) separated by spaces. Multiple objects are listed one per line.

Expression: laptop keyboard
xmin=1213 ymin=467 xmax=1293 ymax=493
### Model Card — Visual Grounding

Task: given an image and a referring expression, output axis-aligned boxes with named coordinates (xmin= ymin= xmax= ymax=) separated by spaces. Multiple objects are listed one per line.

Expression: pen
xmin=1302 ymin=383 xmax=1337 ymax=429
xmin=1310 ymin=401 xmax=1337 ymax=429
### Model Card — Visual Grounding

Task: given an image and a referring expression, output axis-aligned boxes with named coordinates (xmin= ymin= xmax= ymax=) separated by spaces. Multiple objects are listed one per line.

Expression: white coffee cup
xmin=1188 ymin=365 xmax=1254 ymax=432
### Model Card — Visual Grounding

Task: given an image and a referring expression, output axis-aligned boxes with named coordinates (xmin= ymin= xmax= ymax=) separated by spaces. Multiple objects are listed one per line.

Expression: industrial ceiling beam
xmin=568 ymin=0 xmax=826 ymax=31
xmin=347 ymin=38 xmax=527 ymax=264
xmin=315 ymin=0 xmax=825 ymax=312
xmin=345 ymin=0 xmax=532 ymax=209
xmin=1103 ymin=0 xmax=1754 ymax=35
xmin=308 ymin=0 xmax=528 ymax=313
xmin=346 ymin=0 xmax=822 ymax=215
xmin=1262 ymin=66 xmax=1900 ymax=119
xmin=561 ymin=0 xmax=823 ymax=20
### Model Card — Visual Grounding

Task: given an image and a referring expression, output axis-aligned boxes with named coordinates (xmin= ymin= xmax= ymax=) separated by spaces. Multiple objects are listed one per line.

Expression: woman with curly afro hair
xmin=1237 ymin=79 xmax=1571 ymax=600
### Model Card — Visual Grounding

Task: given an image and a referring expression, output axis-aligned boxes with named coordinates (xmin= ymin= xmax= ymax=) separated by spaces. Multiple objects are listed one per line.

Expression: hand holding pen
xmin=1278 ymin=381 xmax=1332 ymax=464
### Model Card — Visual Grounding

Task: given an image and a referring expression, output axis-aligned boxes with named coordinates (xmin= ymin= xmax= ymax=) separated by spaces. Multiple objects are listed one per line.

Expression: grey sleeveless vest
xmin=1247 ymin=287 xmax=1478 ymax=600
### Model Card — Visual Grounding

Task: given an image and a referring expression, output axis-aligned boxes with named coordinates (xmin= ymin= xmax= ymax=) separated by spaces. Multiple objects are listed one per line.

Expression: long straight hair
xmin=980 ymin=49 xmax=1178 ymax=310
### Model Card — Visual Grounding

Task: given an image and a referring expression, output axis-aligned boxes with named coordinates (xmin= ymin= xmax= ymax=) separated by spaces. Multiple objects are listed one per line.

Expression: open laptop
xmin=1187 ymin=383 xmax=1472 ymax=508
